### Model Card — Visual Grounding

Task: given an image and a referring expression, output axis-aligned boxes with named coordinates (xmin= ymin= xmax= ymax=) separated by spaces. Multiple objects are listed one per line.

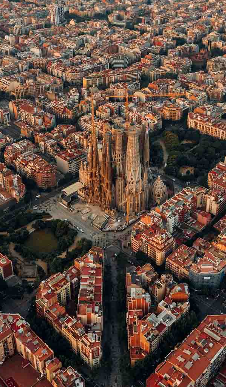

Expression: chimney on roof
xmin=224 ymin=157 xmax=226 ymax=165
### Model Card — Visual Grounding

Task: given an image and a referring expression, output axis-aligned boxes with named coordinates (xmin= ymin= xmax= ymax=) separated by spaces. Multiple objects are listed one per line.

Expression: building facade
xmin=146 ymin=315 xmax=226 ymax=387
xmin=131 ymin=213 xmax=176 ymax=266
xmin=56 ymin=150 xmax=86 ymax=175
xmin=36 ymin=247 xmax=104 ymax=368
xmin=0 ymin=313 xmax=84 ymax=387
xmin=0 ymin=253 xmax=13 ymax=280
xmin=49 ymin=3 xmax=65 ymax=26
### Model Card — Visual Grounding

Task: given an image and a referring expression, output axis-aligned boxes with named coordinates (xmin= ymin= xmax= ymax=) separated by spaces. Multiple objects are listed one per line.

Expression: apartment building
xmin=161 ymin=103 xmax=183 ymax=121
xmin=132 ymin=181 xmax=226 ymax=285
xmin=0 ymin=313 xmax=53 ymax=373
xmin=36 ymin=247 xmax=104 ymax=368
xmin=15 ymin=120 xmax=35 ymax=138
xmin=0 ymin=313 xmax=84 ymax=386
xmin=48 ymin=100 xmax=76 ymax=121
xmin=134 ymin=228 xmax=176 ymax=266
xmin=14 ymin=325 xmax=54 ymax=374
xmin=166 ymin=227 xmax=226 ymax=290
xmin=14 ymin=152 xmax=56 ymax=189
xmin=205 ymin=189 xmax=226 ymax=216
xmin=146 ymin=315 xmax=226 ymax=387
xmin=151 ymin=274 xmax=174 ymax=303
xmin=189 ymin=249 xmax=226 ymax=290
xmin=188 ymin=112 xmax=226 ymax=140
xmin=127 ymin=271 xmax=190 ymax=366
xmin=208 ymin=158 xmax=226 ymax=193
xmin=0 ymin=163 xmax=25 ymax=202
xmin=127 ymin=264 xmax=158 ymax=289
xmin=51 ymin=125 xmax=76 ymax=140
xmin=38 ymin=272 xmax=71 ymax=307
xmin=83 ymin=67 xmax=140 ymax=89
xmin=51 ymin=367 xmax=84 ymax=387
xmin=166 ymin=245 xmax=197 ymax=279
xmin=4 ymin=140 xmax=35 ymax=166
xmin=0 ymin=315 xmax=15 ymax=362
xmin=77 ymin=262 xmax=103 ymax=329
xmin=78 ymin=332 xmax=102 ymax=368
xmin=154 ymin=186 xmax=213 ymax=235
xmin=0 ymin=107 xmax=10 ymax=124
xmin=56 ymin=149 xmax=86 ymax=175
xmin=9 ymin=100 xmax=56 ymax=129
xmin=131 ymin=213 xmax=176 ymax=266
xmin=4 ymin=141 xmax=56 ymax=189
xmin=0 ymin=253 xmax=13 ymax=280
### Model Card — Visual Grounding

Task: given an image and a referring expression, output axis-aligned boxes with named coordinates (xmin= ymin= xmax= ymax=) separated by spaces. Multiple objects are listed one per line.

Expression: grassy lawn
xmin=24 ymin=229 xmax=58 ymax=253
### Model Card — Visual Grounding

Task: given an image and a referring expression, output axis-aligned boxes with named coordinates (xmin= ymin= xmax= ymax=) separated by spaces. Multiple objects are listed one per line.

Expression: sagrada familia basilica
xmin=79 ymin=121 xmax=151 ymax=218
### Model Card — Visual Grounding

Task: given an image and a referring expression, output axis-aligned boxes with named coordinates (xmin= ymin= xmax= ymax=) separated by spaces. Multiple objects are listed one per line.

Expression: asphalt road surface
xmin=36 ymin=195 xmax=135 ymax=247
xmin=1 ymin=289 xmax=36 ymax=318
xmin=190 ymin=290 xmax=226 ymax=320
xmin=0 ymin=123 xmax=21 ymax=140
xmin=105 ymin=245 xmax=123 ymax=387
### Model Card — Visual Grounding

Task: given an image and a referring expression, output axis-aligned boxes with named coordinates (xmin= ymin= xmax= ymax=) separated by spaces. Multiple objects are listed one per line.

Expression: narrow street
xmin=105 ymin=245 xmax=122 ymax=387
xmin=1 ymin=289 xmax=37 ymax=318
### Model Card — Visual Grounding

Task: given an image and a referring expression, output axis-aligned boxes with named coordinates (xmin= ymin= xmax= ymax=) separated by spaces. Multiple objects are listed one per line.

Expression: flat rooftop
xmin=0 ymin=354 xmax=52 ymax=387
xmin=62 ymin=182 xmax=83 ymax=196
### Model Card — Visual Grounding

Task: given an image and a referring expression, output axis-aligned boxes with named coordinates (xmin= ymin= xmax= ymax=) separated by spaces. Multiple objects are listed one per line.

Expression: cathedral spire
xmin=144 ymin=127 xmax=150 ymax=171
xmin=91 ymin=96 xmax=101 ymax=203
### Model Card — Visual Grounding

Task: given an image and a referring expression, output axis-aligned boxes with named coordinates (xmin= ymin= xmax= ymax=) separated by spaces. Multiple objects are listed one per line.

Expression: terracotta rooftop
xmin=0 ymin=354 xmax=52 ymax=387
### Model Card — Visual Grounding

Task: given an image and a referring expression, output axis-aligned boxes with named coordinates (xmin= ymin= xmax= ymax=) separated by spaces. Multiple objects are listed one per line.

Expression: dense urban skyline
xmin=1 ymin=0 xmax=226 ymax=387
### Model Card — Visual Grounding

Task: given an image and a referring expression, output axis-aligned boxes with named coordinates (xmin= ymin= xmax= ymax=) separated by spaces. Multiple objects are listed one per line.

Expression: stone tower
xmin=126 ymin=128 xmax=142 ymax=192
xmin=152 ymin=176 xmax=168 ymax=205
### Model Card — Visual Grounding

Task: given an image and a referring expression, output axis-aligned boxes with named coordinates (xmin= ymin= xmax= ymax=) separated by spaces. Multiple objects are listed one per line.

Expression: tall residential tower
xmin=49 ymin=2 xmax=65 ymax=26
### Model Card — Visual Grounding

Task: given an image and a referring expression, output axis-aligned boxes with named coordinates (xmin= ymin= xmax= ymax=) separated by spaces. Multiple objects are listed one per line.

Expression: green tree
xmin=212 ymin=140 xmax=223 ymax=151
xmin=200 ymin=158 xmax=209 ymax=168
xmin=58 ymin=237 xmax=68 ymax=252
xmin=0 ymin=276 xmax=8 ymax=292
xmin=49 ymin=258 xmax=64 ymax=275
xmin=207 ymin=147 xmax=215 ymax=158
xmin=176 ymin=155 xmax=188 ymax=167
xmin=165 ymin=165 xmax=176 ymax=175
xmin=163 ymin=131 xmax=180 ymax=150
xmin=197 ymin=174 xmax=208 ymax=188
xmin=33 ymin=220 xmax=46 ymax=230
xmin=195 ymin=145 xmax=205 ymax=158
xmin=55 ymin=221 xmax=69 ymax=238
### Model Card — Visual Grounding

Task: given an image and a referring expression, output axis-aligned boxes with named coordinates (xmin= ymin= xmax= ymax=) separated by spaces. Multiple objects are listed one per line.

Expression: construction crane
xmin=119 ymin=190 xmax=142 ymax=225
xmin=145 ymin=91 xmax=186 ymax=99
